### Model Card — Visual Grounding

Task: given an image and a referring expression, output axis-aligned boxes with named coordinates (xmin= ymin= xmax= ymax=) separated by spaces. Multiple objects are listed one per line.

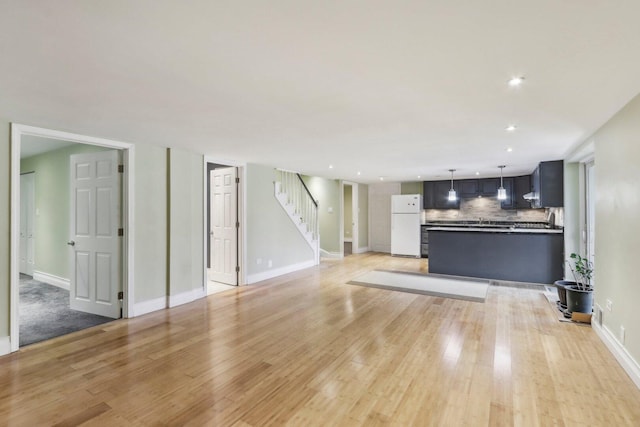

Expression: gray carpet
xmin=20 ymin=274 xmax=115 ymax=347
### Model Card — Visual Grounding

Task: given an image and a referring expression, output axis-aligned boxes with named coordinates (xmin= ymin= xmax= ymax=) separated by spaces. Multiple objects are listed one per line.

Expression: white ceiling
xmin=2 ymin=1 xmax=640 ymax=182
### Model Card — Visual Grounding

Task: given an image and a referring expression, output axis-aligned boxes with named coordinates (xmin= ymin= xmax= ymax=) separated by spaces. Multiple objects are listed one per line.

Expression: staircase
xmin=274 ymin=169 xmax=320 ymax=265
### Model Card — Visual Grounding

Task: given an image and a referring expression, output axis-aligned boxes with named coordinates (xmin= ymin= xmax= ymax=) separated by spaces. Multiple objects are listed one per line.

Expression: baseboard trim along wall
xmin=247 ymin=260 xmax=316 ymax=284
xmin=33 ymin=271 xmax=70 ymax=291
xmin=0 ymin=336 xmax=11 ymax=356
xmin=168 ymin=287 xmax=206 ymax=308
xmin=593 ymin=321 xmax=640 ymax=390
xmin=320 ymin=249 xmax=342 ymax=259
xmin=353 ymin=246 xmax=370 ymax=254
xmin=133 ymin=296 xmax=167 ymax=317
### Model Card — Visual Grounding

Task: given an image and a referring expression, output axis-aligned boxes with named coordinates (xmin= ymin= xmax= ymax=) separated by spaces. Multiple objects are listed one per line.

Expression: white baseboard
xmin=133 ymin=296 xmax=167 ymax=317
xmin=33 ymin=270 xmax=70 ymax=291
xmin=593 ymin=321 xmax=640 ymax=390
xmin=353 ymin=246 xmax=370 ymax=254
xmin=320 ymin=249 xmax=342 ymax=259
xmin=0 ymin=336 xmax=11 ymax=356
xmin=168 ymin=287 xmax=206 ymax=308
xmin=247 ymin=260 xmax=316 ymax=284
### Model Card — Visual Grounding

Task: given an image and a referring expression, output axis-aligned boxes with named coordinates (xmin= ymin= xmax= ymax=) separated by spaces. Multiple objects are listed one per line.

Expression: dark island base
xmin=428 ymin=230 xmax=563 ymax=284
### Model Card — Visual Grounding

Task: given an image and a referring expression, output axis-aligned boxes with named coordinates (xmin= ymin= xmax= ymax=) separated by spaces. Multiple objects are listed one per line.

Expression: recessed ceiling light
xmin=506 ymin=147 xmax=513 ymax=152
xmin=508 ymin=76 xmax=525 ymax=87
xmin=379 ymin=177 xmax=384 ymax=181
xmin=475 ymin=171 xmax=480 ymax=175
xmin=357 ymin=171 xmax=361 ymax=176
xmin=329 ymin=164 xmax=333 ymax=169
xmin=505 ymin=125 xmax=517 ymax=132
xmin=417 ymin=175 xmax=421 ymax=179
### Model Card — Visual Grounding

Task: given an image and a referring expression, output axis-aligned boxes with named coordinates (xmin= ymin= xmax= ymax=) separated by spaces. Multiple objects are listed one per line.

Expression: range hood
xmin=522 ymin=192 xmax=538 ymax=201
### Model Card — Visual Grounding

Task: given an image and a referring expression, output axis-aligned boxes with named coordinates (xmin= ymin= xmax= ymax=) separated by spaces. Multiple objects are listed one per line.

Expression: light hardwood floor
xmin=1 ymin=253 xmax=639 ymax=426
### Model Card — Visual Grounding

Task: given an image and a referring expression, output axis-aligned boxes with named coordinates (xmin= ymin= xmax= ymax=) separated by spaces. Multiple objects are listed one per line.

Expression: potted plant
xmin=564 ymin=253 xmax=594 ymax=315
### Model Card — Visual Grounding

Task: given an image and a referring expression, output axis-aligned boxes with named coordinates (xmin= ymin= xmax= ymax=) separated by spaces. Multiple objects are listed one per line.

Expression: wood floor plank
xmin=1 ymin=253 xmax=640 ymax=426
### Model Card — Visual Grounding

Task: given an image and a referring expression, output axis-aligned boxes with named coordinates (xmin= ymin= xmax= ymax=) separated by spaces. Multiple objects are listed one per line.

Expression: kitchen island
xmin=427 ymin=227 xmax=563 ymax=284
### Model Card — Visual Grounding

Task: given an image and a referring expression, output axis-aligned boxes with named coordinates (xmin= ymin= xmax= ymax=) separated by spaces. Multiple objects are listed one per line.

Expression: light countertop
xmin=426 ymin=227 xmax=563 ymax=234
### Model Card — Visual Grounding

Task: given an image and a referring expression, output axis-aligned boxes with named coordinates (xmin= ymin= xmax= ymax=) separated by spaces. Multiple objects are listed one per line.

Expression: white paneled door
xmin=69 ymin=150 xmax=121 ymax=319
xmin=19 ymin=172 xmax=35 ymax=276
xmin=209 ymin=167 xmax=238 ymax=285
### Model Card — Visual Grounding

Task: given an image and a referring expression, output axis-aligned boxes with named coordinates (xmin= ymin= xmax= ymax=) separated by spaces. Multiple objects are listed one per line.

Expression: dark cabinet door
xmin=479 ymin=178 xmax=500 ymax=196
xmin=500 ymin=177 xmax=515 ymax=209
xmin=423 ymin=181 xmax=435 ymax=209
xmin=459 ymin=179 xmax=479 ymax=198
xmin=514 ymin=175 xmax=532 ymax=209
xmin=433 ymin=180 xmax=460 ymax=209
xmin=539 ymin=160 xmax=564 ymax=207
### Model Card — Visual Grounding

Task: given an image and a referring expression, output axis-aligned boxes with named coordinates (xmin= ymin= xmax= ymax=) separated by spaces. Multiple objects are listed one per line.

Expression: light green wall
xmin=358 ymin=183 xmax=369 ymax=249
xmin=562 ymin=161 xmax=581 ymax=279
xmin=344 ymin=185 xmax=352 ymax=239
xmin=588 ymin=93 xmax=640 ymax=363
xmin=303 ymin=176 xmax=342 ymax=254
xmin=401 ymin=181 xmax=423 ymax=196
xmin=168 ymin=148 xmax=204 ymax=295
xmin=0 ymin=119 xmax=10 ymax=338
xmin=20 ymin=144 xmax=109 ymax=279
xmin=133 ymin=143 xmax=168 ymax=302
xmin=246 ymin=164 xmax=314 ymax=276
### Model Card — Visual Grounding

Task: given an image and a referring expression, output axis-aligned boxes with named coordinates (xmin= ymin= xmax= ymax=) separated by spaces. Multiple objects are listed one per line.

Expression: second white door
xmin=209 ymin=167 xmax=238 ymax=285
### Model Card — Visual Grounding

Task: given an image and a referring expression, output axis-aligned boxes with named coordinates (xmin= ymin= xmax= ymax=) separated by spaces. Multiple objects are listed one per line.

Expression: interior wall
xmin=368 ymin=182 xmax=401 ymax=253
xmin=343 ymin=185 xmax=352 ymax=239
xmin=133 ymin=142 xmax=168 ymax=303
xmin=246 ymin=164 xmax=314 ymax=280
xmin=20 ymin=144 xmax=109 ymax=280
xmin=302 ymin=175 xmax=342 ymax=254
xmin=400 ymin=181 xmax=423 ymax=196
xmin=168 ymin=148 xmax=204 ymax=296
xmin=358 ymin=183 xmax=369 ymax=249
xmin=589 ymin=92 xmax=640 ymax=364
xmin=562 ymin=161 xmax=581 ymax=279
xmin=0 ymin=119 xmax=10 ymax=340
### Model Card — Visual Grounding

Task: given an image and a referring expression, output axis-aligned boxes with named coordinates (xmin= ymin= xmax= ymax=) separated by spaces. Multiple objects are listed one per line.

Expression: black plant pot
xmin=553 ymin=280 xmax=576 ymax=311
xmin=565 ymin=285 xmax=594 ymax=315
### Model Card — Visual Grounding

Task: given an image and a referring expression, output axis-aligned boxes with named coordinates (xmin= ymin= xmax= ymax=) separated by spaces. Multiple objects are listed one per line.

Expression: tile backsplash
xmin=424 ymin=197 xmax=552 ymax=223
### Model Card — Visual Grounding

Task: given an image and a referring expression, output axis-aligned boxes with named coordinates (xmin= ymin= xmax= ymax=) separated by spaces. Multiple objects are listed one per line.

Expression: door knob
xmin=67 ymin=240 xmax=75 ymax=246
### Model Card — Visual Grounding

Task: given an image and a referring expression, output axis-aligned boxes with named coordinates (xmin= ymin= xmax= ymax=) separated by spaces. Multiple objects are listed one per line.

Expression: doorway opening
xmin=10 ymin=124 xmax=134 ymax=352
xmin=205 ymin=161 xmax=244 ymax=294
xmin=585 ymin=160 xmax=596 ymax=277
xmin=342 ymin=182 xmax=359 ymax=257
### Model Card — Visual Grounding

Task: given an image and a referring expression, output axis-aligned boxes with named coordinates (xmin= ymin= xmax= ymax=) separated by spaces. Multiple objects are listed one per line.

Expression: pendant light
xmin=497 ymin=165 xmax=507 ymax=200
xmin=448 ymin=169 xmax=457 ymax=201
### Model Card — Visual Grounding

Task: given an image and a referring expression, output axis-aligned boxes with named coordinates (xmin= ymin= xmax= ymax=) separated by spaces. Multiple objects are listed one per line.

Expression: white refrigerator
xmin=391 ymin=194 xmax=422 ymax=257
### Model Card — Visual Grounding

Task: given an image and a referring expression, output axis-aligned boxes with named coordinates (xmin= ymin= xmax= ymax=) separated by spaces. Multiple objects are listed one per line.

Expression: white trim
xmin=344 ymin=238 xmax=353 ymax=242
xmin=246 ymin=260 xmax=317 ymax=284
xmin=320 ymin=250 xmax=343 ymax=259
xmin=0 ymin=336 xmax=11 ymax=356
xmin=168 ymin=287 xmax=206 ymax=308
xmin=353 ymin=246 xmax=370 ymax=254
xmin=593 ymin=321 xmax=640 ymax=390
xmin=10 ymin=124 xmax=135 ymax=353
xmin=133 ymin=296 xmax=167 ymax=317
xmin=33 ymin=271 xmax=70 ymax=291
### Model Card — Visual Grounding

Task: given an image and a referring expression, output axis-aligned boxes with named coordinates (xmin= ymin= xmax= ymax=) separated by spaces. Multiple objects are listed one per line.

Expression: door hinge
xmin=118 ymin=228 xmax=124 ymax=236
xmin=236 ymin=221 xmax=240 ymax=228
xmin=118 ymin=291 xmax=124 ymax=300
xmin=118 ymin=165 xmax=124 ymax=173
xmin=235 ymin=266 xmax=240 ymax=273
xmin=235 ymin=177 xmax=240 ymax=183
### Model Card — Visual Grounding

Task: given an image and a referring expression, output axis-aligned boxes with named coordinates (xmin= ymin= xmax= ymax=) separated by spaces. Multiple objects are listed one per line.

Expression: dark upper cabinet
xmin=459 ymin=179 xmax=479 ymax=197
xmin=514 ymin=175 xmax=532 ymax=209
xmin=423 ymin=180 xmax=460 ymax=209
xmin=531 ymin=160 xmax=564 ymax=208
xmin=500 ymin=177 xmax=515 ymax=209
xmin=423 ymin=181 xmax=435 ymax=209
xmin=479 ymin=178 xmax=500 ymax=196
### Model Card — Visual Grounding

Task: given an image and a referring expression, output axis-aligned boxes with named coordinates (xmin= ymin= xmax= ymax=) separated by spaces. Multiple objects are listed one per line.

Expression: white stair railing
xmin=274 ymin=169 xmax=320 ymax=264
